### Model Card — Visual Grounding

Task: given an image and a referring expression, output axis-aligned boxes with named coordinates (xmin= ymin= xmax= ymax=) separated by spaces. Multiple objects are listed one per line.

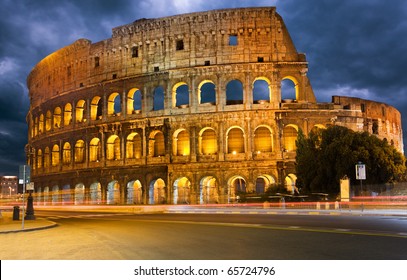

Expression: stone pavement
xmin=0 ymin=211 xmax=57 ymax=234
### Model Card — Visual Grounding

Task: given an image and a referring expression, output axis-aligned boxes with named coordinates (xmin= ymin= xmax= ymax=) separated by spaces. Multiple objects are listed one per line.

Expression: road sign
xmin=18 ymin=165 xmax=31 ymax=184
xmin=355 ymin=163 xmax=366 ymax=180
xmin=26 ymin=182 xmax=35 ymax=191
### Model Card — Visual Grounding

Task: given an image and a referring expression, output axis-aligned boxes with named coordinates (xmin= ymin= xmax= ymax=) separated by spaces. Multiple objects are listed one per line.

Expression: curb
xmin=0 ymin=220 xmax=58 ymax=234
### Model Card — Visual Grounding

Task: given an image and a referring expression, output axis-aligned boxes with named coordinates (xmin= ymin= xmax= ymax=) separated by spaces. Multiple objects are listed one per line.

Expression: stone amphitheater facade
xmin=26 ymin=7 xmax=403 ymax=205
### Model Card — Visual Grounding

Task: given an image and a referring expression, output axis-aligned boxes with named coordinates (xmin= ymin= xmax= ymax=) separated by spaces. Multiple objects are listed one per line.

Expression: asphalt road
xmin=1 ymin=210 xmax=407 ymax=259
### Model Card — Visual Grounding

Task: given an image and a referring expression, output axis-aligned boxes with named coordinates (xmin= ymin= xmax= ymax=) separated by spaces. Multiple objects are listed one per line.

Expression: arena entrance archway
xmin=127 ymin=180 xmax=143 ymax=204
xmin=149 ymin=178 xmax=166 ymax=204
xmin=90 ymin=182 xmax=102 ymax=204
xmin=199 ymin=176 xmax=218 ymax=204
xmin=74 ymin=183 xmax=85 ymax=205
xmin=173 ymin=177 xmax=191 ymax=204
xmin=107 ymin=180 xmax=120 ymax=204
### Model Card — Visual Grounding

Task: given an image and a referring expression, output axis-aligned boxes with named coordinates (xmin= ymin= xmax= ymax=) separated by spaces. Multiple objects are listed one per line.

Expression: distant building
xmin=0 ymin=176 xmax=18 ymax=199
xmin=26 ymin=7 xmax=403 ymax=205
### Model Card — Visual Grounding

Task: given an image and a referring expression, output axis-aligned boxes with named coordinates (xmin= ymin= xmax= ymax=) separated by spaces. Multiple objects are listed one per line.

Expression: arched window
xmin=149 ymin=178 xmax=166 ymax=204
xmin=37 ymin=149 xmax=43 ymax=169
xmin=127 ymin=88 xmax=142 ymax=114
xmin=199 ymin=80 xmax=216 ymax=104
xmin=89 ymin=138 xmax=101 ymax=162
xmin=227 ymin=127 xmax=244 ymax=153
xmin=254 ymin=126 xmax=273 ymax=153
xmin=45 ymin=110 xmax=52 ymax=131
xmin=108 ymin=92 xmax=121 ymax=116
xmin=39 ymin=114 xmax=44 ymax=134
xmin=64 ymin=103 xmax=72 ymax=126
xmin=62 ymin=142 xmax=71 ymax=165
xmin=172 ymin=83 xmax=189 ymax=108
xmin=107 ymin=135 xmax=121 ymax=160
xmin=90 ymin=96 xmax=102 ymax=120
xmin=44 ymin=147 xmax=50 ymax=168
xmin=281 ymin=77 xmax=298 ymax=101
xmin=226 ymin=79 xmax=243 ymax=105
xmin=153 ymin=86 xmax=165 ymax=111
xmin=75 ymin=100 xmax=86 ymax=123
xmin=51 ymin=144 xmax=60 ymax=167
xmin=153 ymin=132 xmax=165 ymax=156
xmin=74 ymin=140 xmax=85 ymax=163
xmin=283 ymin=125 xmax=298 ymax=151
xmin=200 ymin=128 xmax=217 ymax=155
xmin=173 ymin=129 xmax=190 ymax=156
xmin=173 ymin=177 xmax=191 ymax=204
xmin=53 ymin=107 xmax=62 ymax=129
xmin=126 ymin=133 xmax=142 ymax=159
xmin=253 ymin=78 xmax=271 ymax=103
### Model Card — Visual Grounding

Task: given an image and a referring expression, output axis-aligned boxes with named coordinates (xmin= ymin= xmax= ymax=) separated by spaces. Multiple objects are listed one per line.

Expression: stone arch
xmin=90 ymin=96 xmax=102 ymax=120
xmin=62 ymin=142 xmax=71 ymax=165
xmin=51 ymin=185 xmax=60 ymax=205
xmin=39 ymin=114 xmax=44 ymax=134
xmin=227 ymin=175 xmax=246 ymax=202
xmin=126 ymin=132 xmax=142 ymax=159
xmin=285 ymin=173 xmax=298 ymax=194
xmin=106 ymin=135 xmax=121 ymax=160
xmin=64 ymin=103 xmax=72 ymax=126
xmin=108 ymin=92 xmax=121 ymax=116
xmin=51 ymin=144 xmax=60 ymax=166
xmin=89 ymin=182 xmax=102 ymax=204
xmin=74 ymin=183 xmax=85 ymax=205
xmin=53 ymin=107 xmax=62 ymax=129
xmin=281 ymin=76 xmax=299 ymax=101
xmin=62 ymin=184 xmax=71 ymax=204
xmin=107 ymin=180 xmax=120 ymax=204
xmin=127 ymin=88 xmax=142 ymax=114
xmin=149 ymin=178 xmax=166 ymax=204
xmin=255 ymin=175 xmax=276 ymax=194
xmin=127 ymin=180 xmax=143 ymax=204
xmin=44 ymin=147 xmax=50 ymax=168
xmin=43 ymin=186 xmax=50 ymax=205
xmin=45 ymin=110 xmax=52 ymax=131
xmin=36 ymin=149 xmax=43 ymax=169
xmin=254 ymin=125 xmax=273 ymax=153
xmin=89 ymin=138 xmax=101 ymax=162
xmin=226 ymin=79 xmax=244 ymax=105
xmin=283 ymin=124 xmax=298 ymax=152
xmin=253 ymin=77 xmax=271 ymax=103
xmin=173 ymin=128 xmax=190 ymax=156
xmin=153 ymin=86 xmax=165 ymax=111
xmin=75 ymin=99 xmax=86 ymax=123
xmin=74 ymin=140 xmax=85 ymax=163
xmin=173 ymin=177 xmax=191 ymax=204
xmin=149 ymin=130 xmax=165 ymax=157
xmin=199 ymin=176 xmax=218 ymax=204
xmin=226 ymin=126 xmax=245 ymax=154
xmin=199 ymin=127 xmax=217 ymax=155
xmin=198 ymin=80 xmax=216 ymax=104
xmin=172 ymin=82 xmax=189 ymax=108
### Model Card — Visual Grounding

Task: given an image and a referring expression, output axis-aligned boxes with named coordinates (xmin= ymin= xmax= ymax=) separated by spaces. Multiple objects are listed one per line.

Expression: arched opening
xmin=149 ymin=178 xmax=166 ymax=204
xmin=253 ymin=78 xmax=271 ymax=103
xmin=45 ymin=110 xmax=52 ymax=131
xmin=127 ymin=88 xmax=142 ymax=114
xmin=283 ymin=125 xmax=298 ymax=152
xmin=62 ymin=184 xmax=71 ymax=204
xmin=53 ymin=107 xmax=62 ymax=129
xmin=227 ymin=127 xmax=245 ymax=154
xmin=51 ymin=144 xmax=60 ymax=167
xmin=153 ymin=86 xmax=165 ymax=111
xmin=254 ymin=126 xmax=273 ymax=153
xmin=255 ymin=175 xmax=276 ymax=194
xmin=38 ymin=114 xmax=44 ymax=134
xmin=44 ymin=147 xmax=50 ymax=168
xmin=106 ymin=135 xmax=121 ymax=160
xmin=107 ymin=180 xmax=120 ymax=204
xmin=64 ymin=103 xmax=72 ymax=126
xmin=199 ymin=128 xmax=217 ymax=155
xmin=173 ymin=177 xmax=191 ymax=204
xmin=285 ymin=174 xmax=298 ymax=194
xmin=74 ymin=183 xmax=85 ymax=205
xmin=199 ymin=80 xmax=216 ymax=104
xmin=281 ymin=77 xmax=298 ymax=101
xmin=89 ymin=182 xmax=102 ymax=204
xmin=226 ymin=79 xmax=243 ymax=105
xmin=74 ymin=140 xmax=85 ymax=163
xmin=89 ymin=138 xmax=101 ymax=162
xmin=173 ymin=83 xmax=189 ymax=108
xmin=62 ymin=142 xmax=71 ymax=165
xmin=127 ymin=180 xmax=143 ymax=204
xmin=37 ymin=149 xmax=43 ymax=169
xmin=51 ymin=185 xmax=59 ymax=205
xmin=75 ymin=100 xmax=86 ymax=123
xmin=108 ymin=92 xmax=121 ymax=116
xmin=90 ymin=96 xmax=103 ymax=120
xmin=126 ymin=133 xmax=142 ymax=159
xmin=228 ymin=176 xmax=246 ymax=202
xmin=43 ymin=186 xmax=50 ymax=205
xmin=173 ymin=129 xmax=190 ymax=156
xmin=199 ymin=176 xmax=218 ymax=204
xmin=149 ymin=131 xmax=165 ymax=157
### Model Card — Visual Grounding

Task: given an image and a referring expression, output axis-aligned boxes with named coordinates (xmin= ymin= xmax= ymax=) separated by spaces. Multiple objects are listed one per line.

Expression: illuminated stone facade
xmin=26 ymin=7 xmax=403 ymax=205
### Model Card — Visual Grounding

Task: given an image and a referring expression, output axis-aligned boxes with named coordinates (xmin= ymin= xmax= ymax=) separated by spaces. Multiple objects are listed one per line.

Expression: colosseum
xmin=26 ymin=7 xmax=403 ymax=205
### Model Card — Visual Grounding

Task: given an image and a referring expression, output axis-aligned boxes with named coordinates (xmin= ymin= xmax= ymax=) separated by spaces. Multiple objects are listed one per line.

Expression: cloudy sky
xmin=1 ymin=0 xmax=406 ymax=176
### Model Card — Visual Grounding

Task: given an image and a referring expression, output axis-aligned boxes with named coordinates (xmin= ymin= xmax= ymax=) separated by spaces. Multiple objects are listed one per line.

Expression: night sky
xmin=1 ymin=0 xmax=407 ymax=176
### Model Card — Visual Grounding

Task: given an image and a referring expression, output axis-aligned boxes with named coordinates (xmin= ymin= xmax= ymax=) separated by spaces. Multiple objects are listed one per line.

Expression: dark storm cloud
xmin=0 ymin=0 xmax=406 ymax=175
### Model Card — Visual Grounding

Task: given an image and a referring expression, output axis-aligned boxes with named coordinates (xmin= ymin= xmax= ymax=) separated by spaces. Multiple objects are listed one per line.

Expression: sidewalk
xmin=0 ymin=212 xmax=57 ymax=234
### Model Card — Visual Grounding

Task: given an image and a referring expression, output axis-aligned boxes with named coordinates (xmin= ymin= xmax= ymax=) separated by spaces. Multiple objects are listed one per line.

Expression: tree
xmin=295 ymin=126 xmax=406 ymax=193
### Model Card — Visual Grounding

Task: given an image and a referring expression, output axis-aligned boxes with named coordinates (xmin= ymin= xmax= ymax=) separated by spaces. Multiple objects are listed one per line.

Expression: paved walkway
xmin=1 ymin=205 xmax=406 ymax=234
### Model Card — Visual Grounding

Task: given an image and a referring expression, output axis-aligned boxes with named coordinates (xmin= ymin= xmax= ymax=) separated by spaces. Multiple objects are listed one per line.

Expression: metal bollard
xmin=12 ymin=206 xmax=20 ymax=220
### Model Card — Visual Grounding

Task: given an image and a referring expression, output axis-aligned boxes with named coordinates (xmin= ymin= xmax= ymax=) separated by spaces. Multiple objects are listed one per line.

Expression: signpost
xmin=355 ymin=162 xmax=366 ymax=195
xmin=19 ymin=165 xmax=35 ymax=229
